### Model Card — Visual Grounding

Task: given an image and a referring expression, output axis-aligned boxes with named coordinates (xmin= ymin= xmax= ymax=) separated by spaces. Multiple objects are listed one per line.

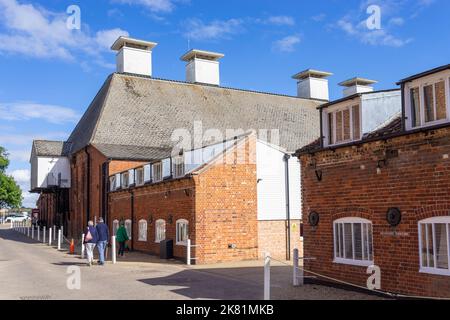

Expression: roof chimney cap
xmin=180 ymin=49 xmax=224 ymax=62
xmin=338 ymin=77 xmax=378 ymax=87
xmin=111 ymin=36 xmax=158 ymax=51
xmin=292 ymin=69 xmax=333 ymax=80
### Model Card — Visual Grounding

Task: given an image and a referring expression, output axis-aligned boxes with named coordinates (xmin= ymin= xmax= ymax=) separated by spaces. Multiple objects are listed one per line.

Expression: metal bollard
xmin=48 ymin=228 xmax=52 ymax=246
xmin=43 ymin=226 xmax=46 ymax=243
xmin=111 ymin=236 xmax=116 ymax=264
xmin=293 ymin=248 xmax=300 ymax=286
xmin=37 ymin=226 xmax=40 ymax=241
xmin=264 ymin=252 xmax=271 ymax=301
xmin=58 ymin=229 xmax=62 ymax=250
xmin=187 ymin=239 xmax=191 ymax=266
xmin=27 ymin=225 xmax=30 ymax=237
xmin=53 ymin=226 xmax=56 ymax=241
xmin=31 ymin=225 xmax=34 ymax=239
xmin=81 ymin=233 xmax=85 ymax=259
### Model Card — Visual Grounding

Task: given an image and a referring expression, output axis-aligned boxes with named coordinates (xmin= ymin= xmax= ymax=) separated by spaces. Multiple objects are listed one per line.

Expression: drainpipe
xmin=319 ymin=108 xmax=324 ymax=148
xmin=84 ymin=147 xmax=91 ymax=227
xmin=283 ymin=153 xmax=291 ymax=261
xmin=130 ymin=189 xmax=134 ymax=251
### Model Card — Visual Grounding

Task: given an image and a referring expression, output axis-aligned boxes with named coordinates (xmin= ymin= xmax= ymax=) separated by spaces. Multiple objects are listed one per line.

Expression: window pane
xmin=435 ymin=223 xmax=448 ymax=269
xmin=352 ymin=105 xmax=360 ymax=140
xmin=410 ymin=87 xmax=421 ymax=127
xmin=421 ymin=224 xmax=427 ymax=267
xmin=343 ymin=109 xmax=351 ymax=141
xmin=339 ymin=223 xmax=344 ymax=258
xmin=436 ymin=81 xmax=447 ymax=120
xmin=368 ymin=224 xmax=373 ymax=261
xmin=334 ymin=224 xmax=340 ymax=258
xmin=362 ymin=223 xmax=368 ymax=260
xmin=336 ymin=111 xmax=343 ymax=142
xmin=424 ymin=85 xmax=435 ymax=122
xmin=344 ymin=223 xmax=353 ymax=259
xmin=354 ymin=223 xmax=362 ymax=260
xmin=328 ymin=113 xmax=334 ymax=145
xmin=427 ymin=224 xmax=435 ymax=267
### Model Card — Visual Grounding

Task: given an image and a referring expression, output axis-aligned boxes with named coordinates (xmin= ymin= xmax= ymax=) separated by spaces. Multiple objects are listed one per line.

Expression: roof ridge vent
xmin=292 ymin=69 xmax=333 ymax=101
xmin=180 ymin=49 xmax=224 ymax=86
xmin=339 ymin=77 xmax=377 ymax=97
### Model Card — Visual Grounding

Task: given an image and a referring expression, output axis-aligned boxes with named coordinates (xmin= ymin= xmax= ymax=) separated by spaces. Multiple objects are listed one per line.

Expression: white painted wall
xmin=116 ymin=47 xmax=152 ymax=76
xmin=361 ymin=90 xmax=401 ymax=134
xmin=343 ymin=85 xmax=374 ymax=97
xmin=297 ymin=77 xmax=329 ymax=101
xmin=256 ymin=141 xmax=301 ymax=221
xmin=30 ymin=156 xmax=71 ymax=190
xmin=186 ymin=58 xmax=220 ymax=85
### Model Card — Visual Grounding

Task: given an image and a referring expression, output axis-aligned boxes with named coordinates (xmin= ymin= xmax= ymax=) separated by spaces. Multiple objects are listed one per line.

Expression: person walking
xmin=84 ymin=221 xmax=98 ymax=266
xmin=116 ymin=221 xmax=129 ymax=257
xmin=95 ymin=217 xmax=109 ymax=266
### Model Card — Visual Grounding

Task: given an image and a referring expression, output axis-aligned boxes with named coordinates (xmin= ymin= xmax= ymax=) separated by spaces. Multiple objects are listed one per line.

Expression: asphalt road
xmin=0 ymin=224 xmax=382 ymax=300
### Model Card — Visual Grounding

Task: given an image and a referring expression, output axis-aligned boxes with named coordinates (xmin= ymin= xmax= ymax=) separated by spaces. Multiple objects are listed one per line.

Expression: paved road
xmin=0 ymin=225 xmax=382 ymax=300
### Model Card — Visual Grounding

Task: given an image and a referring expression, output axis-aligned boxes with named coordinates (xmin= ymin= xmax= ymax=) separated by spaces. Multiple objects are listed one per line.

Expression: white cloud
xmin=8 ymin=149 xmax=31 ymax=162
xmin=112 ymin=0 xmax=175 ymax=12
xmin=311 ymin=13 xmax=326 ymax=22
xmin=9 ymin=169 xmax=29 ymax=183
xmin=0 ymin=0 xmax=128 ymax=66
xmin=0 ymin=102 xmax=80 ymax=124
xmin=273 ymin=35 xmax=301 ymax=53
xmin=183 ymin=18 xmax=243 ymax=41
xmin=265 ymin=16 xmax=295 ymax=26
xmin=0 ymin=132 xmax=68 ymax=146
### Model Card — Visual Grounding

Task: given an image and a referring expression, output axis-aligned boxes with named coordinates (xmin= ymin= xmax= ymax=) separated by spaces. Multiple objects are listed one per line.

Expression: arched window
xmin=419 ymin=217 xmax=450 ymax=276
xmin=176 ymin=219 xmax=189 ymax=245
xmin=155 ymin=219 xmax=166 ymax=243
xmin=112 ymin=220 xmax=119 ymax=236
xmin=333 ymin=217 xmax=373 ymax=266
xmin=138 ymin=219 xmax=147 ymax=242
xmin=125 ymin=219 xmax=132 ymax=240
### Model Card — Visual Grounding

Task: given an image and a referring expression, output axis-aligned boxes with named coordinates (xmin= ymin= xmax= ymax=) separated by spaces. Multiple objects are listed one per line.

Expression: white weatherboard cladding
xmin=361 ymin=91 xmax=401 ymax=134
xmin=256 ymin=141 xmax=301 ymax=221
xmin=297 ymin=77 xmax=329 ymax=101
xmin=31 ymin=156 xmax=71 ymax=189
xmin=116 ymin=47 xmax=152 ymax=76
xmin=186 ymin=58 xmax=220 ymax=85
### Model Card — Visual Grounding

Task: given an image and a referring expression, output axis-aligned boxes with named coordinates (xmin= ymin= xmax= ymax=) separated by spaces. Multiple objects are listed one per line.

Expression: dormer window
xmin=172 ymin=155 xmax=185 ymax=178
xmin=135 ymin=167 xmax=144 ymax=186
xmin=152 ymin=162 xmax=162 ymax=182
xmin=327 ymin=104 xmax=361 ymax=145
xmin=121 ymin=171 xmax=129 ymax=188
xmin=406 ymin=72 xmax=450 ymax=130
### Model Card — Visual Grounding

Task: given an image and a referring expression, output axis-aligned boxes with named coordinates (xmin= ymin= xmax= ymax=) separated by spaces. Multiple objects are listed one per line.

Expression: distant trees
xmin=0 ymin=146 xmax=22 ymax=209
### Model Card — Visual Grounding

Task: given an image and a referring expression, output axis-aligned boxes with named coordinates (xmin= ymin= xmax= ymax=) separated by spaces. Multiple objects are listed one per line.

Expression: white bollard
xmin=27 ymin=225 xmax=30 ymax=237
xmin=111 ymin=236 xmax=116 ymax=264
xmin=264 ymin=252 xmax=271 ymax=301
xmin=58 ymin=229 xmax=62 ymax=250
xmin=37 ymin=226 xmax=40 ymax=241
xmin=43 ymin=226 xmax=46 ymax=243
xmin=81 ymin=233 xmax=85 ymax=259
xmin=187 ymin=239 xmax=191 ymax=266
xmin=293 ymin=248 xmax=300 ymax=286
xmin=31 ymin=225 xmax=34 ymax=239
xmin=48 ymin=228 xmax=52 ymax=246
xmin=53 ymin=226 xmax=56 ymax=241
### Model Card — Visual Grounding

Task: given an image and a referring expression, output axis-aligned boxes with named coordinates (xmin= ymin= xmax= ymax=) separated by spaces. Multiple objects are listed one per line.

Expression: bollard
xmin=43 ymin=226 xmax=46 ymax=243
xmin=81 ymin=233 xmax=85 ymax=259
xmin=187 ymin=239 xmax=191 ymax=266
xmin=27 ymin=225 xmax=30 ymax=237
xmin=111 ymin=236 xmax=116 ymax=264
xmin=57 ymin=229 xmax=62 ymax=250
xmin=37 ymin=226 xmax=40 ymax=241
xmin=31 ymin=225 xmax=34 ymax=239
xmin=48 ymin=228 xmax=52 ymax=246
xmin=264 ymin=252 xmax=271 ymax=301
xmin=53 ymin=226 xmax=56 ymax=241
xmin=293 ymin=248 xmax=300 ymax=286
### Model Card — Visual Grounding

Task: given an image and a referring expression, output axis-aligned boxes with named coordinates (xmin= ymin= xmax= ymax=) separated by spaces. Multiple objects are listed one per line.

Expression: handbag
xmin=85 ymin=228 xmax=93 ymax=242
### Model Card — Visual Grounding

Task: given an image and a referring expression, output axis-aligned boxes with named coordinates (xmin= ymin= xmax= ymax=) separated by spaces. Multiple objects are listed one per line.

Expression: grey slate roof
xmin=32 ymin=140 xmax=72 ymax=157
xmin=66 ymin=72 xmax=322 ymax=158
xmin=92 ymin=143 xmax=172 ymax=161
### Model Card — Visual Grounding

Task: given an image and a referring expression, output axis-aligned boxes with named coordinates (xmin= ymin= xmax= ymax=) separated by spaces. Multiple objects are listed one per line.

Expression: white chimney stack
xmin=111 ymin=36 xmax=158 ymax=77
xmin=180 ymin=49 xmax=224 ymax=86
xmin=339 ymin=77 xmax=377 ymax=97
xmin=292 ymin=69 xmax=333 ymax=101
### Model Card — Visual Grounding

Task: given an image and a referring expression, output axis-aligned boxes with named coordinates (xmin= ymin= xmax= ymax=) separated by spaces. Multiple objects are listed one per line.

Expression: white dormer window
xmin=173 ymin=155 xmax=185 ymax=178
xmin=135 ymin=167 xmax=144 ymax=186
xmin=327 ymin=104 xmax=361 ymax=145
xmin=121 ymin=172 xmax=129 ymax=188
xmin=406 ymin=73 xmax=450 ymax=129
xmin=152 ymin=162 xmax=162 ymax=182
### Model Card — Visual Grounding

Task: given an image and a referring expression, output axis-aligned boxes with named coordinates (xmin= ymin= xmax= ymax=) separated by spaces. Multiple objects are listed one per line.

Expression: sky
xmin=0 ymin=0 xmax=449 ymax=207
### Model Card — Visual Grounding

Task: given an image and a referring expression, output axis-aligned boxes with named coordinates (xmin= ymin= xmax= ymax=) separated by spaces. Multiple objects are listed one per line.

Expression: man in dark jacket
xmin=96 ymin=217 xmax=109 ymax=265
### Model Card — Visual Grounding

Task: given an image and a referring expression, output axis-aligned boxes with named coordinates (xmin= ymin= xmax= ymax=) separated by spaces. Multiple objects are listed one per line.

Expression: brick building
xmin=30 ymin=37 xmax=327 ymax=263
xmin=297 ymin=64 xmax=450 ymax=298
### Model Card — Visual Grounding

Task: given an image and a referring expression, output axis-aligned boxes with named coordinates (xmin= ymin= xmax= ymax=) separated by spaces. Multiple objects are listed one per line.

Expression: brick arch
xmin=331 ymin=207 xmax=375 ymax=221
xmin=414 ymin=204 xmax=450 ymax=221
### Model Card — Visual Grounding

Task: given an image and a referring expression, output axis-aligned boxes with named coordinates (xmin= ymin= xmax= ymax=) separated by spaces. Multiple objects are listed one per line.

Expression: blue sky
xmin=0 ymin=0 xmax=449 ymax=207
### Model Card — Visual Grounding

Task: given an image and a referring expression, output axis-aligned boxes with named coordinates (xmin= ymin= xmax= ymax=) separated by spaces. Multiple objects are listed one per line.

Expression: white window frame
xmin=172 ymin=155 xmax=185 ymax=178
xmin=112 ymin=219 xmax=119 ymax=236
xmin=152 ymin=162 xmax=162 ymax=183
xmin=325 ymin=104 xmax=361 ymax=147
xmin=125 ymin=219 xmax=132 ymax=240
xmin=176 ymin=219 xmax=189 ymax=246
xmin=135 ymin=167 xmax=144 ymax=186
xmin=121 ymin=172 xmax=130 ymax=189
xmin=155 ymin=219 xmax=166 ymax=243
xmin=333 ymin=217 xmax=374 ymax=267
xmin=109 ymin=176 xmax=116 ymax=191
xmin=138 ymin=219 xmax=147 ymax=242
xmin=418 ymin=217 xmax=450 ymax=276
xmin=405 ymin=72 xmax=450 ymax=130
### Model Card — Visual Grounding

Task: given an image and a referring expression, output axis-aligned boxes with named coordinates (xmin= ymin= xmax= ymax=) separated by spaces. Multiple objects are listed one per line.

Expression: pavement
xmin=0 ymin=224 xmax=383 ymax=300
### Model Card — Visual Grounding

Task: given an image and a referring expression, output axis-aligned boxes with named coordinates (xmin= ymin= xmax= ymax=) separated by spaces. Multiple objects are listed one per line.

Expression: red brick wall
xmin=300 ymin=126 xmax=450 ymax=298
xmin=258 ymin=220 xmax=303 ymax=261
xmin=109 ymin=160 xmax=148 ymax=175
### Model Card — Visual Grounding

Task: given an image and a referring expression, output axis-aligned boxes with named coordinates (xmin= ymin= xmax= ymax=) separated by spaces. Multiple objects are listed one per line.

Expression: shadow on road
xmin=0 ymin=228 xmax=41 ymax=245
